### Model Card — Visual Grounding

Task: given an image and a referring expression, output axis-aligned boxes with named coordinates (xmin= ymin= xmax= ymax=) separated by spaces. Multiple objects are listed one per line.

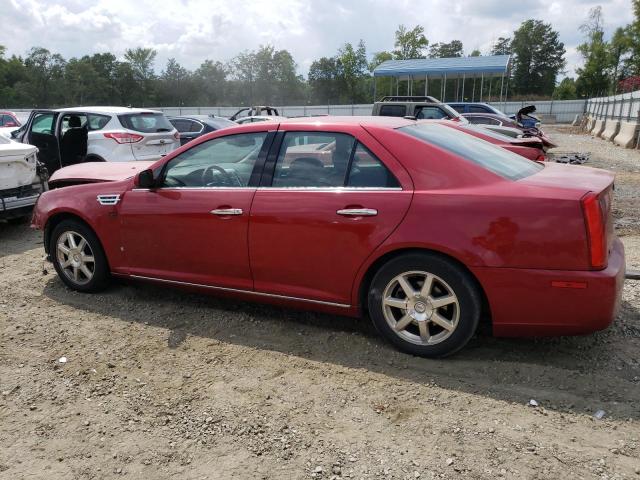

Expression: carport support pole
xmin=499 ymin=74 xmax=504 ymax=103
xmin=480 ymin=74 xmax=484 ymax=101
xmin=425 ymin=74 xmax=428 ymax=96
xmin=443 ymin=73 xmax=447 ymax=102
xmin=461 ymin=74 xmax=465 ymax=101
xmin=472 ymin=76 xmax=476 ymax=102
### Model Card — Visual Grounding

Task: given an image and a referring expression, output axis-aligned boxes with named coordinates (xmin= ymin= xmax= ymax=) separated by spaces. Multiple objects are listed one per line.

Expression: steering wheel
xmin=202 ymin=165 xmax=239 ymax=187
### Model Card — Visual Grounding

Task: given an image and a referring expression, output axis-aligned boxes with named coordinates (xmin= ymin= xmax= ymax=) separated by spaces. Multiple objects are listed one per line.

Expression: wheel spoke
xmin=431 ymin=313 xmax=455 ymax=331
xmin=58 ymin=244 xmax=70 ymax=255
xmin=384 ymin=296 xmax=407 ymax=309
xmin=77 ymin=238 xmax=87 ymax=251
xmin=60 ymin=258 xmax=72 ymax=268
xmin=72 ymin=266 xmax=79 ymax=282
xmin=418 ymin=321 xmax=430 ymax=343
xmin=67 ymin=232 xmax=77 ymax=249
xmin=394 ymin=314 xmax=413 ymax=332
xmin=397 ymin=275 xmax=416 ymax=298
xmin=420 ymin=274 xmax=434 ymax=297
xmin=430 ymin=294 xmax=456 ymax=309
xmin=82 ymin=254 xmax=95 ymax=263
xmin=80 ymin=265 xmax=93 ymax=279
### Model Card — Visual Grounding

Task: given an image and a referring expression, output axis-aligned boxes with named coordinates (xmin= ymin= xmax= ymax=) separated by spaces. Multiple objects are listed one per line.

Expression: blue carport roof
xmin=373 ymin=55 xmax=510 ymax=77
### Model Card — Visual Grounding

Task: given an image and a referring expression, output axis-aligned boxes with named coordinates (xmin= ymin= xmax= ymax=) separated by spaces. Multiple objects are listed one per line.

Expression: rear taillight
xmin=535 ymin=153 xmax=547 ymax=161
xmin=173 ymin=131 xmax=180 ymax=140
xmin=581 ymin=192 xmax=606 ymax=269
xmin=104 ymin=132 xmax=144 ymax=144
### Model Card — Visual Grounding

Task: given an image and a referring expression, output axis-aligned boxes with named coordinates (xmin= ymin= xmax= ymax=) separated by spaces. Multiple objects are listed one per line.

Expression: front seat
xmin=61 ymin=115 xmax=88 ymax=166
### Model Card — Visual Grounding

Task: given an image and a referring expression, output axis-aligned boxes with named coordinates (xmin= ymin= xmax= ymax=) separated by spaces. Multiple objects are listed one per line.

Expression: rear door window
xmin=119 ymin=112 xmax=174 ymax=133
xmin=379 ymin=105 xmax=407 ymax=117
xmin=468 ymin=105 xmax=491 ymax=113
xmin=271 ymin=132 xmax=356 ymax=187
xmin=346 ymin=143 xmax=400 ymax=188
xmin=88 ymin=114 xmax=111 ymax=130
xmin=449 ymin=104 xmax=465 ymax=113
xmin=30 ymin=113 xmax=56 ymax=134
xmin=399 ymin=123 xmax=542 ymax=180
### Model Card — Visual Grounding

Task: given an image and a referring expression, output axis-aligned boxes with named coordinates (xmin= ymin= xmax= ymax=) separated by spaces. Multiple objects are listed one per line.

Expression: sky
xmin=2 ymin=0 xmax=635 ymax=78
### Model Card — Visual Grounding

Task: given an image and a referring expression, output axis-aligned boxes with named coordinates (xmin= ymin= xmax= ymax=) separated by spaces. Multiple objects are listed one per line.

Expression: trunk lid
xmin=0 ymin=137 xmax=38 ymax=190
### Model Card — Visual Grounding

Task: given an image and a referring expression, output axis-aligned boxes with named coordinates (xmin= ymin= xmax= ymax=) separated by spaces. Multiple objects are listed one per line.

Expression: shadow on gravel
xmin=43 ymin=276 xmax=640 ymax=420
xmin=0 ymin=221 xmax=41 ymax=258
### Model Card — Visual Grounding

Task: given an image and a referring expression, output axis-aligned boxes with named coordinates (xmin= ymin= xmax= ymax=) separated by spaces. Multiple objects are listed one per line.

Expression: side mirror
xmin=136 ymin=169 xmax=156 ymax=189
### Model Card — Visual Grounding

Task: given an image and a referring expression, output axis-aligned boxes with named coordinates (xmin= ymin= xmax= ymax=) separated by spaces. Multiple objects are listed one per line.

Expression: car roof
xmin=56 ymin=106 xmax=163 ymax=114
xmin=278 ymin=115 xmax=417 ymax=128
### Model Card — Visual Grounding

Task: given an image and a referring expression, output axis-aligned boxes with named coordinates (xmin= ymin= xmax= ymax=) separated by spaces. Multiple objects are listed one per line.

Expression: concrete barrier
xmin=613 ymin=121 xmax=640 ymax=148
xmin=601 ymin=119 xmax=621 ymax=141
xmin=592 ymin=119 xmax=606 ymax=137
xmin=586 ymin=116 xmax=598 ymax=133
xmin=572 ymin=114 xmax=583 ymax=126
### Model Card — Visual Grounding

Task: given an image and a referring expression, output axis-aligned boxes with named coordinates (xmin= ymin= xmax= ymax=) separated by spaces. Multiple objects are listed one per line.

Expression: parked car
xmin=444 ymin=123 xmax=548 ymax=161
xmin=462 ymin=113 xmax=556 ymax=148
xmin=0 ymin=135 xmax=47 ymax=222
xmin=0 ymin=111 xmax=22 ymax=138
xmin=32 ymin=117 xmax=624 ymax=358
xmin=229 ymin=106 xmax=280 ymax=121
xmin=11 ymin=107 xmax=179 ymax=175
xmin=373 ymin=96 xmax=466 ymax=121
xmin=168 ymin=115 xmax=236 ymax=145
xmin=449 ymin=102 xmax=541 ymax=129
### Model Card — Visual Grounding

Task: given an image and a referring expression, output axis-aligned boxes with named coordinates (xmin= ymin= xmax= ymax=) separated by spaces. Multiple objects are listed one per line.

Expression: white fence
xmin=10 ymin=99 xmax=589 ymax=124
xmin=585 ymin=90 xmax=640 ymax=121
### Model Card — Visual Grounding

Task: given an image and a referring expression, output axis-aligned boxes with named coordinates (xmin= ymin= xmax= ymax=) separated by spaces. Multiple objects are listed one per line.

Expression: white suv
xmin=12 ymin=107 xmax=180 ymax=175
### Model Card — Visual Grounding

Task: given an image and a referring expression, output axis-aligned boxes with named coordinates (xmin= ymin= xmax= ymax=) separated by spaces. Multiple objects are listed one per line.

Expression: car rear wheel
xmin=50 ymin=219 xmax=110 ymax=292
xmin=368 ymin=253 xmax=481 ymax=358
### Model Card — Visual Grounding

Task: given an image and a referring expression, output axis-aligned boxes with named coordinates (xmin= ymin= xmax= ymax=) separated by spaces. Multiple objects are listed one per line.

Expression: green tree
xmin=193 ymin=60 xmax=227 ymax=105
xmin=469 ymin=49 xmax=482 ymax=57
xmin=609 ymin=27 xmax=632 ymax=90
xmin=510 ymin=20 xmax=565 ymax=96
xmin=337 ymin=40 xmax=369 ymax=103
xmin=623 ymin=0 xmax=640 ymax=75
xmin=157 ymin=58 xmax=190 ymax=106
xmin=491 ymin=37 xmax=512 ymax=56
xmin=553 ymin=77 xmax=577 ymax=99
xmin=575 ymin=7 xmax=611 ymax=97
xmin=308 ymin=56 xmax=343 ymax=104
xmin=123 ymin=47 xmax=157 ymax=105
xmin=428 ymin=40 xmax=463 ymax=58
xmin=23 ymin=47 xmax=66 ymax=106
xmin=392 ymin=25 xmax=428 ymax=59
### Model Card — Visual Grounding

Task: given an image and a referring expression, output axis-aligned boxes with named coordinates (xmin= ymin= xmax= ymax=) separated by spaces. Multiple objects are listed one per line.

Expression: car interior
xmin=60 ymin=114 xmax=88 ymax=166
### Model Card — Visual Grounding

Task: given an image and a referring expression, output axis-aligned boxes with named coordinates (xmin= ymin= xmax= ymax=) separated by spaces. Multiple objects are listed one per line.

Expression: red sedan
xmin=33 ymin=117 xmax=625 ymax=357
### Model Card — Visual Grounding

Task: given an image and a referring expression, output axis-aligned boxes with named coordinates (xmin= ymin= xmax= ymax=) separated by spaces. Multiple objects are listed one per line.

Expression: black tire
xmin=49 ymin=219 xmax=110 ymax=292
xmin=368 ymin=252 xmax=481 ymax=358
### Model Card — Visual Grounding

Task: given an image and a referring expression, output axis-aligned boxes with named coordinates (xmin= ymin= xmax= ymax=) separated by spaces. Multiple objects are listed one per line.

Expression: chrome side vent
xmin=97 ymin=194 xmax=121 ymax=206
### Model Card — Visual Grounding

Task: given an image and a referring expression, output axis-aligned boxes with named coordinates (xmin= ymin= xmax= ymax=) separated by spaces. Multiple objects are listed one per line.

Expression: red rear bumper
xmin=472 ymin=238 xmax=625 ymax=336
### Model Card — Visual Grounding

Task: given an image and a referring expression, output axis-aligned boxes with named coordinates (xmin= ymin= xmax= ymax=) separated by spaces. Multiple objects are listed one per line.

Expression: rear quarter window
xmin=400 ymin=123 xmax=543 ymax=181
xmin=379 ymin=105 xmax=407 ymax=117
xmin=119 ymin=112 xmax=174 ymax=133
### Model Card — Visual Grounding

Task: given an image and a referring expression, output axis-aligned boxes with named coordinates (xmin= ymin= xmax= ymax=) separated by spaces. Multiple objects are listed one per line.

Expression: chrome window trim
xmin=127 ymin=274 xmax=351 ymax=308
xmin=131 ymin=186 xmax=403 ymax=192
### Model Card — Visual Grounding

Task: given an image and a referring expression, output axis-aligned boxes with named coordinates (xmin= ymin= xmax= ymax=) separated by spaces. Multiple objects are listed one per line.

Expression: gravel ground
xmin=1 ymin=127 xmax=639 ymax=479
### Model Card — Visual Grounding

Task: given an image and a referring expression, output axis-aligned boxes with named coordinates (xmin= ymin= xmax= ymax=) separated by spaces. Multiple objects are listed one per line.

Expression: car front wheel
xmin=368 ymin=253 xmax=481 ymax=358
xmin=50 ymin=219 xmax=110 ymax=292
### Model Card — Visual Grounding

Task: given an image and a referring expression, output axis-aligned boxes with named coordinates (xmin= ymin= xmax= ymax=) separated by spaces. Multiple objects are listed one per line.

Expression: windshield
xmin=118 ymin=112 xmax=174 ymax=133
xmin=399 ymin=123 xmax=543 ymax=181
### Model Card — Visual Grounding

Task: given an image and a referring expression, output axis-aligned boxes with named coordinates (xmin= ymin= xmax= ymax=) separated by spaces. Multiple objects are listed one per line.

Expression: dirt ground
xmin=1 ymin=126 xmax=639 ymax=480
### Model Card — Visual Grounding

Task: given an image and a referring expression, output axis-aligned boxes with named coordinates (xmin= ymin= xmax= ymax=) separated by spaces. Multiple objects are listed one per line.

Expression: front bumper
xmin=472 ymin=238 xmax=626 ymax=337
xmin=0 ymin=182 xmax=44 ymax=219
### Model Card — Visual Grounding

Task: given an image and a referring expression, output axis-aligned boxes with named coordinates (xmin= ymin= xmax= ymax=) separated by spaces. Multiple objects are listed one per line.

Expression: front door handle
xmin=336 ymin=208 xmax=378 ymax=217
xmin=210 ymin=208 xmax=243 ymax=216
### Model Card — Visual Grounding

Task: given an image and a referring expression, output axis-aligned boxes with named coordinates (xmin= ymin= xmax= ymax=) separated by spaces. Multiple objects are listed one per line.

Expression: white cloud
xmin=2 ymin=0 xmax=634 ymax=78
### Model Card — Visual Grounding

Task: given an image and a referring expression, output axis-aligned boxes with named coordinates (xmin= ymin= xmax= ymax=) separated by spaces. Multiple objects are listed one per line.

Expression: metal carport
xmin=372 ymin=54 xmax=511 ymax=103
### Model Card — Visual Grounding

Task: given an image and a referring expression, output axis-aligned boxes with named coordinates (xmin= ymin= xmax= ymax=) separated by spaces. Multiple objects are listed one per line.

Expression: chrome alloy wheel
xmin=382 ymin=271 xmax=460 ymax=346
xmin=56 ymin=231 xmax=95 ymax=285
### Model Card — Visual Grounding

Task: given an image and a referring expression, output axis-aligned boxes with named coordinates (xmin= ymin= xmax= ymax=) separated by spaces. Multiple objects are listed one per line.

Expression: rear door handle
xmin=336 ymin=208 xmax=378 ymax=217
xmin=210 ymin=208 xmax=243 ymax=216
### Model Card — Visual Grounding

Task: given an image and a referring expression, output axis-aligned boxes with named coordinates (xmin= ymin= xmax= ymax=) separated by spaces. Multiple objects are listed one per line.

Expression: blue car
xmin=447 ymin=102 xmax=540 ymax=129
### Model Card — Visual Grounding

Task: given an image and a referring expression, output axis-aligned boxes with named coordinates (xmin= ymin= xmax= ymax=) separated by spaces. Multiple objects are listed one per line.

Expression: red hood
xmin=49 ymin=161 xmax=155 ymax=185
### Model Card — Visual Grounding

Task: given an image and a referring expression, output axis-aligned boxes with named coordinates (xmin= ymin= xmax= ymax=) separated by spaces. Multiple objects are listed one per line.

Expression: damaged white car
xmin=0 ymin=135 xmax=47 ymax=223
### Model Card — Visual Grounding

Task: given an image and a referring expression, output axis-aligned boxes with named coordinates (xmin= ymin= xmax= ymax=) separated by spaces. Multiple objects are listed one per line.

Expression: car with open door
xmin=33 ymin=117 xmax=625 ymax=358
xmin=12 ymin=107 xmax=179 ymax=175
